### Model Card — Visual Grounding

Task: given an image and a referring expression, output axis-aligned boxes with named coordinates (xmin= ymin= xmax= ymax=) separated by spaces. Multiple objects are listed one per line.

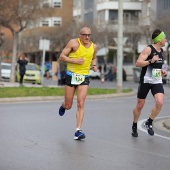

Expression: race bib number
xmin=71 ymin=73 xmax=85 ymax=85
xmin=152 ymin=68 xmax=162 ymax=80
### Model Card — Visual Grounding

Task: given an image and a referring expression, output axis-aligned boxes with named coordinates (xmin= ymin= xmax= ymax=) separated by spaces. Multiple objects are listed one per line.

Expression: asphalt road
xmin=43 ymin=77 xmax=139 ymax=89
xmin=0 ymin=80 xmax=170 ymax=170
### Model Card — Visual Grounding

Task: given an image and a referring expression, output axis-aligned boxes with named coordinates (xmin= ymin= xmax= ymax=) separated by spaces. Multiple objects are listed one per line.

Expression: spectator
xmin=45 ymin=62 xmax=51 ymax=79
xmin=17 ymin=54 xmax=28 ymax=86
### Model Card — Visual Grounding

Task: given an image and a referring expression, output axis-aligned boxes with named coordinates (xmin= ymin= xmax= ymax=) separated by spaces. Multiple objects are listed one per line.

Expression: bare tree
xmin=19 ymin=22 xmax=106 ymax=60
xmin=150 ymin=11 xmax=170 ymax=36
xmin=0 ymin=26 xmax=5 ymax=81
xmin=0 ymin=0 xmax=43 ymax=82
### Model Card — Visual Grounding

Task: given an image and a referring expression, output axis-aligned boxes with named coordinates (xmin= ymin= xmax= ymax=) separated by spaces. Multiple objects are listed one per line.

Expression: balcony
xmin=97 ymin=1 xmax=142 ymax=11
xmin=97 ymin=20 xmax=140 ymax=33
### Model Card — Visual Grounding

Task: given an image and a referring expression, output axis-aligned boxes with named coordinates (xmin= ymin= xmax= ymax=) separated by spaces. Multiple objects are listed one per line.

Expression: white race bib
xmin=71 ymin=73 xmax=85 ymax=85
xmin=152 ymin=68 xmax=162 ymax=80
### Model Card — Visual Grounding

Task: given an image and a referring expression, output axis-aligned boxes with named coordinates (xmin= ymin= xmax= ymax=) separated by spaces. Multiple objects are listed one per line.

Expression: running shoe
xmin=58 ymin=106 xmax=65 ymax=116
xmin=131 ymin=126 xmax=138 ymax=137
xmin=74 ymin=130 xmax=86 ymax=140
xmin=144 ymin=120 xmax=154 ymax=136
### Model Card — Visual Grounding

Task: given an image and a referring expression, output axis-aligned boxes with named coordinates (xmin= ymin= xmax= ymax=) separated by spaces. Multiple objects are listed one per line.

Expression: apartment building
xmin=21 ymin=0 xmax=73 ymax=64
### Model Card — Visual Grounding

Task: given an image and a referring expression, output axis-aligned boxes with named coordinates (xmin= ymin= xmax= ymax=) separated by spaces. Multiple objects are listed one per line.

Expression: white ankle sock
xmin=76 ymin=128 xmax=81 ymax=131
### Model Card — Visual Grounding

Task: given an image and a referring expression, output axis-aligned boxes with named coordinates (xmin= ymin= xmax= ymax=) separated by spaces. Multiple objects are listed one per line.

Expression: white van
xmin=1 ymin=63 xmax=11 ymax=81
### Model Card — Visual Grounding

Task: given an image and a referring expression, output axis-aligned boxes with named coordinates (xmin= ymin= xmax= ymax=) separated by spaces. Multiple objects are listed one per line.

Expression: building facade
xmin=21 ymin=0 xmax=74 ymax=64
xmin=74 ymin=0 xmax=170 ymax=76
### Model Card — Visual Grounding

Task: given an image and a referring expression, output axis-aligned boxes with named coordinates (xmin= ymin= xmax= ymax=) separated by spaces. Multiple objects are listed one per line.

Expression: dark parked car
xmin=105 ymin=65 xmax=127 ymax=81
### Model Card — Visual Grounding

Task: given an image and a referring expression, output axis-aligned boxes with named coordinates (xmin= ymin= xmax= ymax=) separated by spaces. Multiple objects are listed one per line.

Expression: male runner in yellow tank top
xmin=58 ymin=27 xmax=98 ymax=140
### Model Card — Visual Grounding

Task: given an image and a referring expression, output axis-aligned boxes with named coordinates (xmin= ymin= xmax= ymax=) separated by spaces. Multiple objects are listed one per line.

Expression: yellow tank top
xmin=67 ymin=38 xmax=94 ymax=75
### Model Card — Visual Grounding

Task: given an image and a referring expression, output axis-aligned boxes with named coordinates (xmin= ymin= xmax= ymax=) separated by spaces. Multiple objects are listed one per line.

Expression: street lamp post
xmin=117 ymin=0 xmax=123 ymax=93
xmin=39 ymin=39 xmax=50 ymax=85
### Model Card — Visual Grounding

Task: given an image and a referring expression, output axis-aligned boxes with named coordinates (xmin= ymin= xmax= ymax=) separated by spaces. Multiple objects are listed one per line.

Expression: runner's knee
xmin=156 ymin=100 xmax=163 ymax=108
xmin=136 ymin=105 xmax=143 ymax=111
xmin=77 ymin=100 xmax=84 ymax=109
xmin=136 ymin=102 xmax=145 ymax=111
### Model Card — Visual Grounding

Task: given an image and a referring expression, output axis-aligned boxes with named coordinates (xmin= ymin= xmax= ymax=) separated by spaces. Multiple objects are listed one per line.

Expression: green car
xmin=16 ymin=63 xmax=42 ymax=84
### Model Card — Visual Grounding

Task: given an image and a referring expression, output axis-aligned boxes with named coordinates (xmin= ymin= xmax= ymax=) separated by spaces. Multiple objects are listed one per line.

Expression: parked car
xmin=89 ymin=67 xmax=101 ymax=79
xmin=16 ymin=63 xmax=42 ymax=84
xmin=1 ymin=63 xmax=11 ymax=81
xmin=105 ymin=65 xmax=127 ymax=81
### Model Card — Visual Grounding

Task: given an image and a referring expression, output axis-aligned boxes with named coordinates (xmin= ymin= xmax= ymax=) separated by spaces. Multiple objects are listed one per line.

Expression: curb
xmin=162 ymin=118 xmax=170 ymax=130
xmin=154 ymin=118 xmax=170 ymax=132
xmin=0 ymin=90 xmax=136 ymax=103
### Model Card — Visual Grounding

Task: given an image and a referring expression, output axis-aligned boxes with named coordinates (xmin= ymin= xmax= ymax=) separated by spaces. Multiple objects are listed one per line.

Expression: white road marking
xmin=138 ymin=116 xmax=170 ymax=140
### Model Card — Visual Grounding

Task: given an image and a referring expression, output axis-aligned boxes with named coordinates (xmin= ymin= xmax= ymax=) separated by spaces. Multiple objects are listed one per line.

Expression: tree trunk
xmin=0 ymin=45 xmax=2 ymax=81
xmin=10 ymin=32 xmax=18 ymax=83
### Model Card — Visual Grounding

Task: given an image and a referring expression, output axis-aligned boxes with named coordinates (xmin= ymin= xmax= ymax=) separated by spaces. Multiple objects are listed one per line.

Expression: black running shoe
xmin=144 ymin=121 xmax=154 ymax=136
xmin=131 ymin=127 xmax=138 ymax=137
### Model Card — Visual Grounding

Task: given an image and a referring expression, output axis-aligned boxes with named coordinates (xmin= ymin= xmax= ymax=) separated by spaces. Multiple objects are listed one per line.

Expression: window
xmin=53 ymin=17 xmax=62 ymax=26
xmin=109 ymin=10 xmax=118 ymax=21
xmin=40 ymin=17 xmax=61 ymax=27
xmin=42 ymin=20 xmax=49 ymax=26
xmin=123 ymin=55 xmax=133 ymax=65
xmin=53 ymin=20 xmax=61 ymax=26
xmin=41 ymin=18 xmax=52 ymax=27
xmin=42 ymin=0 xmax=62 ymax=8
xmin=52 ymin=0 xmax=62 ymax=8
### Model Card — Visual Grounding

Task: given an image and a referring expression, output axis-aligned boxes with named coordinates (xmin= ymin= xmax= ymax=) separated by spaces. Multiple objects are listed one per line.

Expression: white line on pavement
xmin=138 ymin=116 xmax=170 ymax=140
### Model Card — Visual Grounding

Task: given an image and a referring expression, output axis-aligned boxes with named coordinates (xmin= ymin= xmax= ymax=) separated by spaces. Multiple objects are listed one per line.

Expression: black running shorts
xmin=65 ymin=75 xmax=90 ymax=87
xmin=137 ymin=83 xmax=164 ymax=99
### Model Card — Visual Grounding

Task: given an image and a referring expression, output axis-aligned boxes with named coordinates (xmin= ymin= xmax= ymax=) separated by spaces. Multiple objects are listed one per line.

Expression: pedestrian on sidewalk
xmin=56 ymin=57 xmax=67 ymax=86
xmin=45 ymin=62 xmax=51 ymax=79
xmin=131 ymin=29 xmax=167 ymax=137
xmin=17 ymin=53 xmax=28 ymax=86
xmin=58 ymin=27 xmax=97 ymax=140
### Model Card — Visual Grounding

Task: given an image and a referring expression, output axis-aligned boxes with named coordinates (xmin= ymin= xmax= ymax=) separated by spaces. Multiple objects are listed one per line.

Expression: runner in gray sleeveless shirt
xmin=131 ymin=29 xmax=167 ymax=137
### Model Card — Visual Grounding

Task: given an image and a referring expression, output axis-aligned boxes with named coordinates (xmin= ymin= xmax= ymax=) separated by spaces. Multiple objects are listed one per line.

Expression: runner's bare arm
xmin=136 ymin=46 xmax=160 ymax=67
xmin=91 ymin=44 xmax=98 ymax=72
xmin=136 ymin=47 xmax=151 ymax=67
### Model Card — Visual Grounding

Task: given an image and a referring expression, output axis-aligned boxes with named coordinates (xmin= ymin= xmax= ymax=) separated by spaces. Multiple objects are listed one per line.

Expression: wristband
xmin=148 ymin=60 xmax=152 ymax=64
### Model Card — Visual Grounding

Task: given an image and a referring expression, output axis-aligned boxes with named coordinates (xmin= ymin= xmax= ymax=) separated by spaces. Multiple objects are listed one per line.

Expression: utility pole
xmin=39 ymin=39 xmax=50 ymax=85
xmin=117 ymin=0 xmax=123 ymax=93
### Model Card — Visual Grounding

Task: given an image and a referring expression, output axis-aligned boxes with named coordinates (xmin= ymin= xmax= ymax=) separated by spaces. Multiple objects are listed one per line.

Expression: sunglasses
xmin=81 ymin=34 xmax=91 ymax=37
